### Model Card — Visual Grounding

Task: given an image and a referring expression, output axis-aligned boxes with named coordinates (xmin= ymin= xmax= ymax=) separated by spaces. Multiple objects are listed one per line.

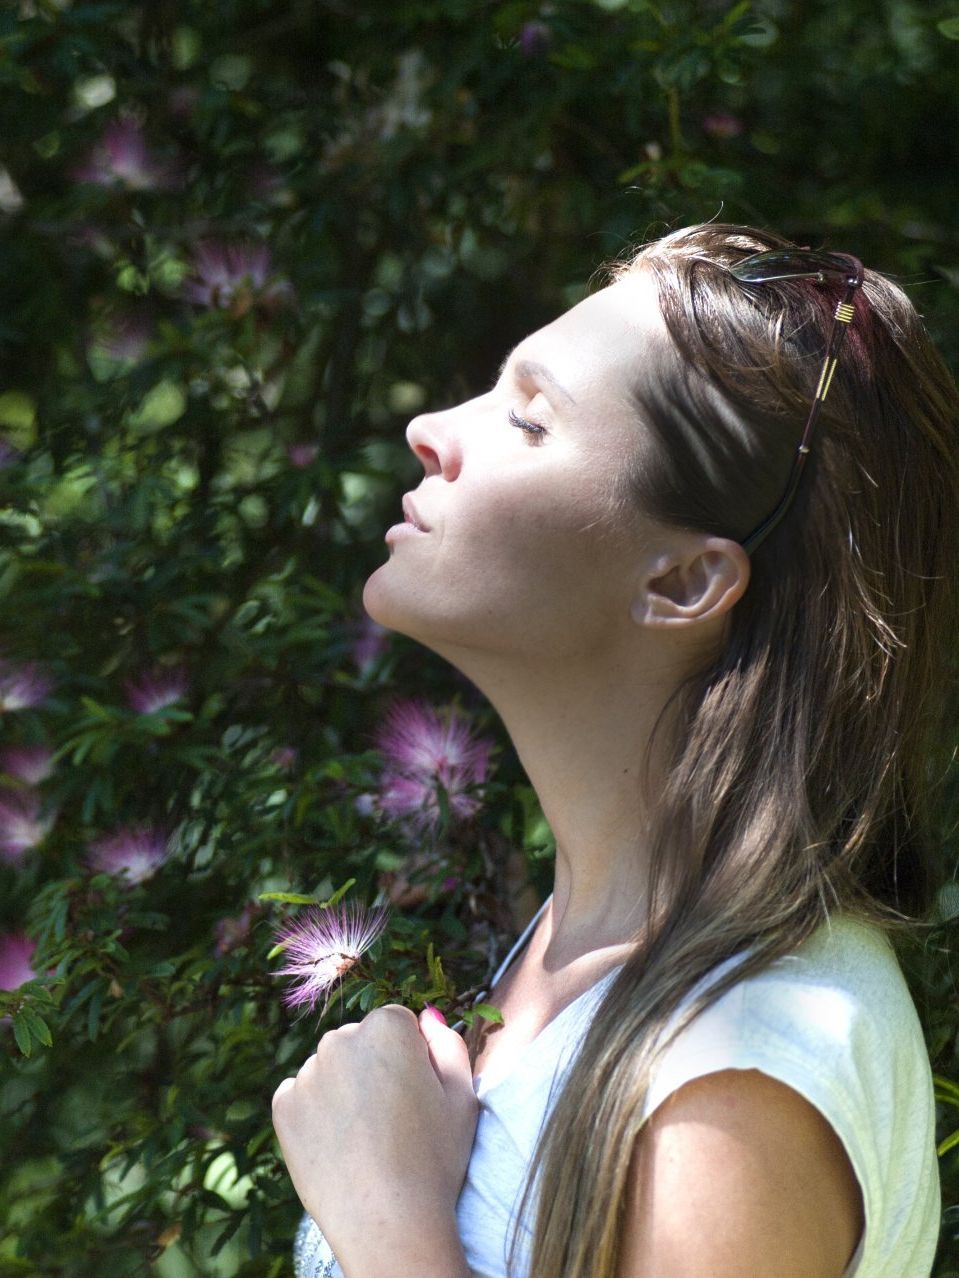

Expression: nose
xmin=406 ymin=408 xmax=463 ymax=481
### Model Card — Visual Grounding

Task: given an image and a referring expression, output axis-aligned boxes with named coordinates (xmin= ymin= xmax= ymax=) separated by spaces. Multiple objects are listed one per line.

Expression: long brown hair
xmin=508 ymin=223 xmax=959 ymax=1276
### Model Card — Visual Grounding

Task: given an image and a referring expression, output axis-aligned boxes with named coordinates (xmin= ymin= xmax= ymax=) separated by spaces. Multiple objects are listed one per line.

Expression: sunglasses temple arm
xmin=742 ymin=281 xmax=859 ymax=556
xmin=799 ymin=279 xmax=859 ymax=450
xmin=740 ymin=449 xmax=812 ymax=555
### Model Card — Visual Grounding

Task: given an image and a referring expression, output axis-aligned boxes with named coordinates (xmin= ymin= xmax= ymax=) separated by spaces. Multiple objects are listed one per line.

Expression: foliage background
xmin=1 ymin=0 xmax=958 ymax=1273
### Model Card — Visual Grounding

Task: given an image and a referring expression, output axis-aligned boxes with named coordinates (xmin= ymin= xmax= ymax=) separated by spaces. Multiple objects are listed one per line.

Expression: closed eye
xmin=509 ymin=408 xmax=547 ymax=443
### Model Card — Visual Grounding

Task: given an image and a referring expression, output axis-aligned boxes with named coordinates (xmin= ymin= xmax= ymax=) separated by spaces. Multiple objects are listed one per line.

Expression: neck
xmin=441 ymin=640 xmax=691 ymax=963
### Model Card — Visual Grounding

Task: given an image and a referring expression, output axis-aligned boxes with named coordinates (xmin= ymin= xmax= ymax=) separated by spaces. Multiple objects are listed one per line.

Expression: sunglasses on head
xmin=727 ymin=248 xmax=865 ymax=555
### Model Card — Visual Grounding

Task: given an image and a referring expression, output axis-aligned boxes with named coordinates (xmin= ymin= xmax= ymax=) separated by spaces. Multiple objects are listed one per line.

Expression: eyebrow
xmin=496 ymin=352 xmax=576 ymax=406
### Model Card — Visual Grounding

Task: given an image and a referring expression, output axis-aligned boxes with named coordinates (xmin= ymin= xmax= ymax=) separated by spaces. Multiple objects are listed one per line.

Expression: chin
xmin=362 ymin=567 xmax=474 ymax=663
xmin=361 ymin=565 xmax=427 ymax=641
xmin=363 ymin=559 xmax=540 ymax=670
xmin=361 ymin=563 xmax=397 ymax=628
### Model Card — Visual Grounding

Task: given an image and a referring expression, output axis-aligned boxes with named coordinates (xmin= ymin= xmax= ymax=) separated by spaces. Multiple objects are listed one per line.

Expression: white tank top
xmin=294 ymin=897 xmax=940 ymax=1278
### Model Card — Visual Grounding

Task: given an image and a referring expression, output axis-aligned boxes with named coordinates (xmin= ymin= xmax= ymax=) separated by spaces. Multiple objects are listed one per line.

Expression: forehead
xmin=513 ymin=272 xmax=670 ymax=503
xmin=524 ymin=271 xmax=665 ymax=391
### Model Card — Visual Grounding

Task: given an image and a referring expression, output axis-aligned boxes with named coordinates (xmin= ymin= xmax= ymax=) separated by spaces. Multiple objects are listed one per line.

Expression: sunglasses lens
xmin=730 ymin=249 xmax=851 ymax=284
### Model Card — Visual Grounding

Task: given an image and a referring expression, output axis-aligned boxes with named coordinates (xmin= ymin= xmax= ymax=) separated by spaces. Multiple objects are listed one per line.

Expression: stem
xmin=666 ymin=87 xmax=686 ymax=155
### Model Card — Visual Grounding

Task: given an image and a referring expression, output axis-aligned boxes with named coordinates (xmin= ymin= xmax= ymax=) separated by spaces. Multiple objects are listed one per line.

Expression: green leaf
xmin=19 ymin=1005 xmax=53 ymax=1047
xmin=426 ymin=943 xmax=446 ymax=989
xmin=126 ymin=380 xmax=187 ymax=434
xmin=718 ymin=0 xmax=752 ymax=30
xmin=318 ymin=878 xmax=357 ymax=909
xmin=435 ymin=782 xmax=450 ymax=833
xmin=210 ymin=1211 xmax=245 ymax=1257
xmin=344 ymin=980 xmax=370 ymax=1009
xmin=257 ymin=891 xmax=319 ymax=905
xmin=736 ymin=17 xmax=779 ymax=46
xmin=12 ymin=1013 xmax=33 ymax=1056
xmin=471 ymin=1002 xmax=505 ymax=1025
xmin=87 ymin=990 xmax=104 ymax=1041
xmin=938 ymin=1127 xmax=959 ymax=1157
xmin=51 ymin=895 xmax=69 ymax=942
xmin=934 ymin=1074 xmax=959 ymax=1105
xmin=0 ymin=391 xmax=37 ymax=447
xmin=64 ymin=731 xmax=102 ymax=766
xmin=63 ymin=978 xmax=100 ymax=1016
xmin=936 ymin=16 xmax=959 ymax=39
xmin=78 ymin=696 xmax=119 ymax=720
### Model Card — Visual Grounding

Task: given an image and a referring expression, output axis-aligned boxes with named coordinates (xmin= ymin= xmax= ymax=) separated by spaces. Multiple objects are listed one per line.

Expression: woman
xmin=272 ymin=223 xmax=956 ymax=1277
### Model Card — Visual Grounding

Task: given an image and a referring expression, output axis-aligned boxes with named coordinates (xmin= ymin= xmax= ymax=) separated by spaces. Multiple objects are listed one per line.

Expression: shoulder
xmin=618 ymin=1067 xmax=864 ymax=1277
xmin=643 ymin=913 xmax=928 ymax=1124
xmin=621 ymin=914 xmax=937 ymax=1276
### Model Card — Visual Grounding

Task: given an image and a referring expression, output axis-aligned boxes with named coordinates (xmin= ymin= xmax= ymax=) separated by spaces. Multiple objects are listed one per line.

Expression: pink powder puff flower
xmin=214 ymin=904 xmax=258 ymax=955
xmin=354 ymin=792 xmax=376 ymax=818
xmin=167 ymin=85 xmax=200 ymax=120
xmin=378 ymin=771 xmax=464 ymax=828
xmin=123 ymin=666 xmax=189 ymax=714
xmin=0 ymin=934 xmax=37 ymax=991
xmin=269 ymin=745 xmax=299 ymax=772
xmin=351 ymin=616 xmax=390 ymax=676
xmin=702 ymin=111 xmax=744 ymax=140
xmin=182 ymin=240 xmax=293 ymax=315
xmin=286 ymin=442 xmax=319 ymax=468
xmin=0 ymin=657 xmax=54 ymax=712
xmin=0 ymin=790 xmax=55 ymax=862
xmin=519 ymin=21 xmax=552 ymax=57
xmin=74 ymin=118 xmax=182 ymax=192
xmin=374 ymin=700 xmax=492 ymax=831
xmin=377 ymin=700 xmax=491 ymax=779
xmin=87 ymin=309 xmax=152 ymax=374
xmin=274 ymin=900 xmax=390 ymax=1015
xmin=0 ymin=744 xmax=55 ymax=786
xmin=248 ymin=161 xmax=293 ymax=207
xmin=88 ymin=825 xmax=170 ymax=885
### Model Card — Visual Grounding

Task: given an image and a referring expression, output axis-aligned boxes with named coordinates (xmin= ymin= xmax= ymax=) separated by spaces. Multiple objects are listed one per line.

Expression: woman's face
xmin=363 ymin=271 xmax=671 ymax=666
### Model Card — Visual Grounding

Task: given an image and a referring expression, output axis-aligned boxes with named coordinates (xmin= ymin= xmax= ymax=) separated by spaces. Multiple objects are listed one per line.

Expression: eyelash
xmin=508 ymin=408 xmax=547 ymax=443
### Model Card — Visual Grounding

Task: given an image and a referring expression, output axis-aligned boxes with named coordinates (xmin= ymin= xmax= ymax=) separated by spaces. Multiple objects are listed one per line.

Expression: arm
xmin=616 ymin=1068 xmax=864 ymax=1277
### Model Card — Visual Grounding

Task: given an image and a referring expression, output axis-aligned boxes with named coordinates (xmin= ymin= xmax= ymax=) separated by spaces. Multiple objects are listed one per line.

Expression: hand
xmin=272 ymin=1004 xmax=478 ymax=1271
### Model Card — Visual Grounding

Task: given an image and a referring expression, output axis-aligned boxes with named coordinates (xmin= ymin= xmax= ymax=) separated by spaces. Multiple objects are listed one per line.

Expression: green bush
xmin=1 ymin=1 xmax=957 ymax=1272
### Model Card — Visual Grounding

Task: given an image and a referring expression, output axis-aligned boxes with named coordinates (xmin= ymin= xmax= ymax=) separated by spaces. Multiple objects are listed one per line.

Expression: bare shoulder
xmin=617 ymin=1068 xmax=864 ymax=1278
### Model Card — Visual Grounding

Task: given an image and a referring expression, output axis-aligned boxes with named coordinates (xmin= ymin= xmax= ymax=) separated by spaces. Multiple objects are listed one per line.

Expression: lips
xmin=401 ymin=494 xmax=430 ymax=532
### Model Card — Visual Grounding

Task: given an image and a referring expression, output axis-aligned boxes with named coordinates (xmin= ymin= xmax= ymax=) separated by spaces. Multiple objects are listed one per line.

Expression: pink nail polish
xmin=423 ymin=1003 xmax=446 ymax=1024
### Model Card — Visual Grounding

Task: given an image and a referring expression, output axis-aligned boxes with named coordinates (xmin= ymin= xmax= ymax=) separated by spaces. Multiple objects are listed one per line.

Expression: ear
xmin=631 ymin=537 xmax=750 ymax=628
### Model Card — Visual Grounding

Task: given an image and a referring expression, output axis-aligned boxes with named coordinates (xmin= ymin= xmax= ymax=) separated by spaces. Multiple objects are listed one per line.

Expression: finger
xmin=272 ymin=1075 xmax=296 ymax=1114
xmin=369 ymin=1003 xmax=418 ymax=1026
xmin=418 ymin=1006 xmax=474 ymax=1090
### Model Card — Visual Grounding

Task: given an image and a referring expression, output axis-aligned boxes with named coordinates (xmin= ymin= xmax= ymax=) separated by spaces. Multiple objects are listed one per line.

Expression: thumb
xmin=418 ymin=1005 xmax=473 ymax=1090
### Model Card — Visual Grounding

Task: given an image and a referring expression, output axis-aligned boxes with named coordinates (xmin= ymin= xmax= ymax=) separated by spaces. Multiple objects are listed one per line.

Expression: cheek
xmin=458 ymin=475 xmax=630 ymax=610
xmin=363 ymin=458 xmax=640 ymax=654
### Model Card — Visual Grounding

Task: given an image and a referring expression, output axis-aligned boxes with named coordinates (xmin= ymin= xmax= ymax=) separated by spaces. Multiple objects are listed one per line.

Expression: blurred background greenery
xmin=1 ymin=0 xmax=958 ymax=1273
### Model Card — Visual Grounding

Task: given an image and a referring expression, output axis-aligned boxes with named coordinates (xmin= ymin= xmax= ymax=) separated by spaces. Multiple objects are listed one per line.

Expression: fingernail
xmin=423 ymin=1003 xmax=446 ymax=1024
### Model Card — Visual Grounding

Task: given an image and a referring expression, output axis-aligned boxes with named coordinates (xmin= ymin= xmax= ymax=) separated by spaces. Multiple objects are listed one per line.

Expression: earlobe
xmin=631 ymin=541 xmax=750 ymax=629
